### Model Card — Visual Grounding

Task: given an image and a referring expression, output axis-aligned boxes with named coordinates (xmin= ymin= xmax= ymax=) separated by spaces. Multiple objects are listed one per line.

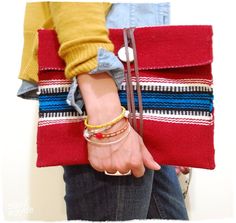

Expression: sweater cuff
xmin=59 ymin=42 xmax=114 ymax=79
xmin=89 ymin=48 xmax=125 ymax=88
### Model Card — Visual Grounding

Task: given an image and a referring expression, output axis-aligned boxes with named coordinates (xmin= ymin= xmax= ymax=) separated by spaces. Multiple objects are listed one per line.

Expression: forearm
xmin=77 ymin=72 xmax=122 ymax=125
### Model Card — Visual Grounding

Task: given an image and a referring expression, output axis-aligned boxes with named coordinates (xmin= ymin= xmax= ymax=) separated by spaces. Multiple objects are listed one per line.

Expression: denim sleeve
xmin=17 ymin=80 xmax=39 ymax=100
xmin=17 ymin=48 xmax=124 ymax=115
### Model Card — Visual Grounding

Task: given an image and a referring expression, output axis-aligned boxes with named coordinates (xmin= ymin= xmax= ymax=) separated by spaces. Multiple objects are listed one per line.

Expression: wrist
xmin=87 ymin=103 xmax=122 ymax=126
xmin=87 ymin=117 xmax=129 ymax=144
xmin=77 ymin=72 xmax=122 ymax=125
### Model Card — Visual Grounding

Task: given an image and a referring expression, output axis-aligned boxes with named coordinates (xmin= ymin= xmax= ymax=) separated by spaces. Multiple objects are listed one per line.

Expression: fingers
xmin=180 ymin=166 xmax=190 ymax=175
xmin=131 ymin=164 xmax=145 ymax=178
xmin=175 ymin=166 xmax=181 ymax=175
xmin=88 ymin=158 xmax=104 ymax=173
xmin=88 ymin=155 xmax=117 ymax=174
xmin=129 ymin=156 xmax=145 ymax=177
xmin=87 ymin=129 xmax=160 ymax=178
xmin=140 ymin=137 xmax=161 ymax=171
xmin=175 ymin=166 xmax=190 ymax=175
xmin=89 ymin=150 xmax=146 ymax=177
xmin=102 ymin=158 xmax=118 ymax=174
xmin=111 ymin=151 xmax=145 ymax=177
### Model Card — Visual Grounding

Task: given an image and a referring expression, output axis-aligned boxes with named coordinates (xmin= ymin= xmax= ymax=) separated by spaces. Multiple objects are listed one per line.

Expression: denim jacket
xmin=17 ymin=2 xmax=170 ymax=114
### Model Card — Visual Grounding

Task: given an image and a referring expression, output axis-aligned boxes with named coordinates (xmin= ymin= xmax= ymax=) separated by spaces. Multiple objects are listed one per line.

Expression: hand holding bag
xmin=37 ymin=25 xmax=215 ymax=169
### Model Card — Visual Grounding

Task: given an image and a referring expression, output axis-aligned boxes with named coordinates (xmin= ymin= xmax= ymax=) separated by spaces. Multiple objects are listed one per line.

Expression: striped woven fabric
xmin=38 ymin=77 xmax=214 ymax=126
xmin=37 ymin=26 xmax=215 ymax=169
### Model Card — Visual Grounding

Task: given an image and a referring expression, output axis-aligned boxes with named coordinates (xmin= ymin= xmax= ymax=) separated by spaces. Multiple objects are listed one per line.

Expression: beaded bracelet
xmin=84 ymin=106 xmax=129 ymax=129
xmin=84 ymin=118 xmax=128 ymax=140
xmin=84 ymin=122 xmax=131 ymax=146
xmin=86 ymin=125 xmax=112 ymax=135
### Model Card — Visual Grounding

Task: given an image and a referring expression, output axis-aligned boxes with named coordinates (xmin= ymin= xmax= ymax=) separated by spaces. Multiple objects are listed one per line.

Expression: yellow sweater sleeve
xmin=49 ymin=2 xmax=114 ymax=79
xmin=18 ymin=2 xmax=113 ymax=83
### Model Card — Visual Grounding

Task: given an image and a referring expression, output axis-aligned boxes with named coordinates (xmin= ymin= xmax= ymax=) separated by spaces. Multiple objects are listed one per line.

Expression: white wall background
xmin=0 ymin=0 xmax=236 ymax=222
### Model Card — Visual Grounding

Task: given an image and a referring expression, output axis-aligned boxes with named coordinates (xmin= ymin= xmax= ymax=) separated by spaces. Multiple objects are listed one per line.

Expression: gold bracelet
xmin=84 ymin=106 xmax=129 ymax=129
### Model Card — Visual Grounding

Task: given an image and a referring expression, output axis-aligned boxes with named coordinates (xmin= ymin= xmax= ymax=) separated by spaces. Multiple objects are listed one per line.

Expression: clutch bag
xmin=37 ymin=26 xmax=215 ymax=169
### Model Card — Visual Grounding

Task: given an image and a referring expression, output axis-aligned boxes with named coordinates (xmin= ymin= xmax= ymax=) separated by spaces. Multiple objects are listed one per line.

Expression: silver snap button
xmin=118 ymin=47 xmax=134 ymax=62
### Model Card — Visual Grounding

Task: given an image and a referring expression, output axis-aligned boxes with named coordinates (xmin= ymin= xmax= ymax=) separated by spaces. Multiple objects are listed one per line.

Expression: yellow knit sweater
xmin=19 ymin=2 xmax=113 ymax=83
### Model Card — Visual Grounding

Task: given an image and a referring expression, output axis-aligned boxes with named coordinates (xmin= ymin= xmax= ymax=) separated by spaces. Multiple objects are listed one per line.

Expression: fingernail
xmin=153 ymin=161 xmax=161 ymax=170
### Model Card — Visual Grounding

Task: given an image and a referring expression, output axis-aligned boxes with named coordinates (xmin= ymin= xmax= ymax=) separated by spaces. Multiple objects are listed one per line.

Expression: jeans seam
xmin=152 ymin=190 xmax=168 ymax=219
xmin=115 ymin=177 xmax=122 ymax=220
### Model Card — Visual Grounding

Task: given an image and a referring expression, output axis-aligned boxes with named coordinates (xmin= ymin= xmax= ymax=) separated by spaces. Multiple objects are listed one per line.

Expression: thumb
xmin=140 ymin=138 xmax=161 ymax=171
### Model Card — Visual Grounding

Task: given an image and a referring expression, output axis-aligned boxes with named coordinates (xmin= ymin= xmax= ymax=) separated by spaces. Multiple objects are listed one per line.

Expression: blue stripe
xmin=39 ymin=105 xmax=70 ymax=110
xmin=119 ymin=92 xmax=213 ymax=100
xmin=119 ymin=92 xmax=213 ymax=111
xmin=39 ymin=91 xmax=213 ymax=112
xmin=120 ymin=101 xmax=213 ymax=111
xmin=39 ymin=94 xmax=71 ymax=112
xmin=39 ymin=94 xmax=68 ymax=100
xmin=120 ymin=97 xmax=212 ymax=105
xmin=40 ymin=105 xmax=71 ymax=111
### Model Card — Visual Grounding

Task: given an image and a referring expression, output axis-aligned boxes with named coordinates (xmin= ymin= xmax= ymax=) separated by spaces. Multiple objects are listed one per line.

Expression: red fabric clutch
xmin=37 ymin=26 xmax=215 ymax=169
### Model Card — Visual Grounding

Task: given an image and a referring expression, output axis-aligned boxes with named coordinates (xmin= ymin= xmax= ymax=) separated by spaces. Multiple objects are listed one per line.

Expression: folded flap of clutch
xmin=111 ymin=25 xmax=213 ymax=70
xmin=38 ymin=25 xmax=213 ymax=71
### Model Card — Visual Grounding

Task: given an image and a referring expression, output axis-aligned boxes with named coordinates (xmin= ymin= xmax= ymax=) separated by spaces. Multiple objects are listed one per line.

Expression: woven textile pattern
xmin=38 ymin=77 xmax=213 ymax=126
xmin=36 ymin=26 xmax=215 ymax=169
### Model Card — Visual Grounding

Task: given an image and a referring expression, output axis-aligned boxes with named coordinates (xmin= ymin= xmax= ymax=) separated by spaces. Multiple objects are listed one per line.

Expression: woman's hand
xmin=87 ymin=118 xmax=161 ymax=178
xmin=77 ymin=72 xmax=161 ymax=178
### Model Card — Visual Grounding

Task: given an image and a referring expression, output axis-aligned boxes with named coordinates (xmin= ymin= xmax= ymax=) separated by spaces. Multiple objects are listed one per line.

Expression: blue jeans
xmin=62 ymin=165 xmax=188 ymax=220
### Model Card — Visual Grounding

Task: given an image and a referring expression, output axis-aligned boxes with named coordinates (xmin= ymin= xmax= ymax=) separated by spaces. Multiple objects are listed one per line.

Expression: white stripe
xmin=39 ymin=115 xmax=86 ymax=121
xmin=38 ymin=84 xmax=71 ymax=90
xmin=38 ymin=115 xmax=213 ymax=127
xmin=143 ymin=116 xmax=214 ymax=126
xmin=142 ymin=112 xmax=213 ymax=120
xmin=120 ymin=82 xmax=212 ymax=88
xmin=39 ymin=80 xmax=71 ymax=84
xmin=38 ymin=118 xmax=83 ymax=127
xmin=129 ymin=76 xmax=213 ymax=84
